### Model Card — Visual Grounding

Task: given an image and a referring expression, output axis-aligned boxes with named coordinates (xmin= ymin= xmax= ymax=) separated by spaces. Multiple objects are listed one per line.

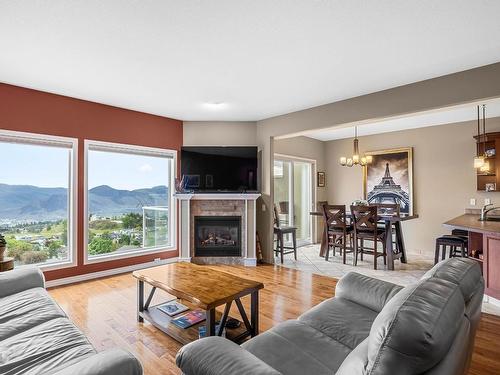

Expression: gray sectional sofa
xmin=0 ymin=267 xmax=142 ymax=375
xmin=176 ymin=257 xmax=484 ymax=375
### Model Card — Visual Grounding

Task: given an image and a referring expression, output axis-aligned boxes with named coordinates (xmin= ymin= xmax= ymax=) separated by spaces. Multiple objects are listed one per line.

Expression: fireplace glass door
xmin=194 ymin=216 xmax=241 ymax=257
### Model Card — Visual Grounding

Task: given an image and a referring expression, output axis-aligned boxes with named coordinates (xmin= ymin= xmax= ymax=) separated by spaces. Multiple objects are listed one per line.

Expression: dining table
xmin=310 ymin=209 xmax=418 ymax=270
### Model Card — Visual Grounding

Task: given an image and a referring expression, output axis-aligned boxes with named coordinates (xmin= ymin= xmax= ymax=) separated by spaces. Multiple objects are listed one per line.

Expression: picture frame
xmin=317 ymin=171 xmax=326 ymax=187
xmin=363 ymin=147 xmax=413 ymax=215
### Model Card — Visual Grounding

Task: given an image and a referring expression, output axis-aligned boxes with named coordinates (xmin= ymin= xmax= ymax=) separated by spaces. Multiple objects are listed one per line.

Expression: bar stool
xmin=273 ymin=204 xmax=297 ymax=263
xmin=434 ymin=235 xmax=468 ymax=264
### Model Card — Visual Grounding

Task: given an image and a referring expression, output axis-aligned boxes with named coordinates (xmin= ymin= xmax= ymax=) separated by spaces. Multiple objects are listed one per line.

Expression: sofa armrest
xmin=176 ymin=337 xmax=282 ymax=375
xmin=52 ymin=349 xmax=142 ymax=375
xmin=335 ymin=272 xmax=402 ymax=312
xmin=0 ymin=266 xmax=45 ymax=298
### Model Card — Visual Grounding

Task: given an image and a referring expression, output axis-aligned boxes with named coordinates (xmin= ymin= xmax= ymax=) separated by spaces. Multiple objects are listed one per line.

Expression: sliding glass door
xmin=273 ymin=156 xmax=314 ymax=246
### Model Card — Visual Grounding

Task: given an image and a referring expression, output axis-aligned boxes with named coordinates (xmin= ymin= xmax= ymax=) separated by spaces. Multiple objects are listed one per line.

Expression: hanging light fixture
xmin=339 ymin=126 xmax=372 ymax=167
xmin=479 ymin=104 xmax=490 ymax=173
xmin=474 ymin=105 xmax=486 ymax=169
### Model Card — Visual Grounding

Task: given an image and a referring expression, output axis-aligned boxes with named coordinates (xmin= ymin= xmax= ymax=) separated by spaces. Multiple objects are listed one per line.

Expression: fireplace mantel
xmin=174 ymin=193 xmax=260 ymax=201
xmin=175 ymin=192 xmax=261 ymax=266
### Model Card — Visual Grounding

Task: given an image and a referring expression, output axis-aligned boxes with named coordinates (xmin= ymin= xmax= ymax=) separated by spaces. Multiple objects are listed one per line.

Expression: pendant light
xmin=339 ymin=126 xmax=372 ymax=167
xmin=479 ymin=105 xmax=490 ymax=173
xmin=473 ymin=105 xmax=485 ymax=169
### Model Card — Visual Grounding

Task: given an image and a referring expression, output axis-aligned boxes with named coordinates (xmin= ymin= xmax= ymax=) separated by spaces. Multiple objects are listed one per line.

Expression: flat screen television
xmin=181 ymin=146 xmax=259 ymax=192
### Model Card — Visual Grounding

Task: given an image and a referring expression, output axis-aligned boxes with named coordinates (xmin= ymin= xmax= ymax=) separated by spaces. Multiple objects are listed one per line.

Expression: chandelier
xmin=339 ymin=126 xmax=372 ymax=167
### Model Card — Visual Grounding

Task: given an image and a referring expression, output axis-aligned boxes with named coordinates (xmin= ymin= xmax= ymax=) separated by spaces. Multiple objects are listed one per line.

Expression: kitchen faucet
xmin=480 ymin=203 xmax=500 ymax=221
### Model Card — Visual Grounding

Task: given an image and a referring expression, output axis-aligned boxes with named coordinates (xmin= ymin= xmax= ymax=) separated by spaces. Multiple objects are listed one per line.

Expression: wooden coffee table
xmin=132 ymin=262 xmax=264 ymax=345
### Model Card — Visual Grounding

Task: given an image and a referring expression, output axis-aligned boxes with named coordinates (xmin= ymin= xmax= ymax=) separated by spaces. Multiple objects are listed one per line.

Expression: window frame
xmin=83 ymin=139 xmax=177 ymax=264
xmin=0 ymin=129 xmax=78 ymax=271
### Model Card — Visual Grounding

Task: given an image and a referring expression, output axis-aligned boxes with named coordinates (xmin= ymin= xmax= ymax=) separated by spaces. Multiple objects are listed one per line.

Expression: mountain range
xmin=0 ymin=183 xmax=168 ymax=221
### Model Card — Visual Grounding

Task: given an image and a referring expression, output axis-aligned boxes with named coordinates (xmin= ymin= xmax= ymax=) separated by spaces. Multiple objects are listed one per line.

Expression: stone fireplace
xmin=175 ymin=193 xmax=260 ymax=266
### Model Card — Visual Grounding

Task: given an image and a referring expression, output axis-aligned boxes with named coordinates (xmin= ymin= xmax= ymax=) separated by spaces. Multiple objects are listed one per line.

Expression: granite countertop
xmin=444 ymin=214 xmax=500 ymax=234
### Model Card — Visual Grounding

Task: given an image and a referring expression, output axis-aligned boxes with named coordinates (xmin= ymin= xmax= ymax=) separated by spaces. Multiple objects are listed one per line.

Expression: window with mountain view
xmin=0 ymin=131 xmax=77 ymax=268
xmin=85 ymin=141 xmax=175 ymax=261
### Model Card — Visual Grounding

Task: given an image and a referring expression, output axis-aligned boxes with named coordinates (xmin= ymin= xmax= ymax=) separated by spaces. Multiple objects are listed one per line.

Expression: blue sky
xmin=88 ymin=150 xmax=169 ymax=190
xmin=0 ymin=143 xmax=169 ymax=190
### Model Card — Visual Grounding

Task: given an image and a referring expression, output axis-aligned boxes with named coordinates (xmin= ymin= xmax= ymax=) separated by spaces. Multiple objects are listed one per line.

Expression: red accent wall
xmin=0 ymin=83 xmax=183 ymax=281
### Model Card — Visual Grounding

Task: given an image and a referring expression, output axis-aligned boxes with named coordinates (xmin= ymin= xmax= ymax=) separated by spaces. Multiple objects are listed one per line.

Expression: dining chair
xmin=322 ymin=204 xmax=353 ymax=263
xmin=273 ymin=204 xmax=297 ymax=263
xmin=350 ymin=205 xmax=387 ymax=269
xmin=278 ymin=201 xmax=290 ymax=226
xmin=374 ymin=203 xmax=400 ymax=251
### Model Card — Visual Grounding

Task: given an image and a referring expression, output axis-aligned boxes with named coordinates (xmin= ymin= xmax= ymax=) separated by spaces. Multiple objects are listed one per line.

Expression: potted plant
xmin=0 ymin=233 xmax=6 ymax=260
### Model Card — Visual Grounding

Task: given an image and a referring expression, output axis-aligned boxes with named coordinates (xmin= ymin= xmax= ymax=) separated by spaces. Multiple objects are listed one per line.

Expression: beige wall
xmin=256 ymin=63 xmax=500 ymax=263
xmin=326 ymin=118 xmax=500 ymax=257
xmin=183 ymin=121 xmax=257 ymax=146
xmin=274 ymin=136 xmax=327 ymax=242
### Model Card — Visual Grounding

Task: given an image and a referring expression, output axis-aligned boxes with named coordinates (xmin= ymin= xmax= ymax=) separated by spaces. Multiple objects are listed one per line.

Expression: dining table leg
xmin=395 ymin=221 xmax=407 ymax=263
xmin=384 ymin=220 xmax=395 ymax=270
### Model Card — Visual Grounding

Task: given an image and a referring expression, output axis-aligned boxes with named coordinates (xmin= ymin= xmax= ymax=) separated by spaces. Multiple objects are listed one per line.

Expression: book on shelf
xmin=171 ymin=309 xmax=206 ymax=329
xmin=157 ymin=300 xmax=189 ymax=317
xmin=199 ymin=324 xmax=225 ymax=338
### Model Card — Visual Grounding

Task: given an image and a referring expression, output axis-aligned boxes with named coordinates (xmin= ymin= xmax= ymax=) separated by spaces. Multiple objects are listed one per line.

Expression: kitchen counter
xmin=444 ymin=214 xmax=500 ymax=234
xmin=444 ymin=214 xmax=500 ymax=300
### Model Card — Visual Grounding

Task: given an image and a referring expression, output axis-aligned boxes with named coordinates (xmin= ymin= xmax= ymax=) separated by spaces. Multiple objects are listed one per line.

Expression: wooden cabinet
xmin=483 ymin=233 xmax=500 ymax=299
xmin=474 ymin=132 xmax=500 ymax=191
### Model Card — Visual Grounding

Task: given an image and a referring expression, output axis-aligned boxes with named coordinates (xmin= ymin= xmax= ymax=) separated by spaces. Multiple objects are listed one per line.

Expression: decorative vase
xmin=0 ymin=245 xmax=6 ymax=260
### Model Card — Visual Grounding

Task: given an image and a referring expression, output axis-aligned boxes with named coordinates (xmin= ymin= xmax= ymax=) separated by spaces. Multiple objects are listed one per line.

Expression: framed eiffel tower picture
xmin=363 ymin=147 xmax=413 ymax=215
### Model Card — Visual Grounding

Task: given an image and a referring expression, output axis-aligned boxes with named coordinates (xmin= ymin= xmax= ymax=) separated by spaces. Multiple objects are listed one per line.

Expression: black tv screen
xmin=181 ymin=146 xmax=258 ymax=192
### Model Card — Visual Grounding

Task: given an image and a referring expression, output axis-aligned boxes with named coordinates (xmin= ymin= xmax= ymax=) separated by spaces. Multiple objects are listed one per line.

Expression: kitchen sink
xmin=479 ymin=217 xmax=500 ymax=222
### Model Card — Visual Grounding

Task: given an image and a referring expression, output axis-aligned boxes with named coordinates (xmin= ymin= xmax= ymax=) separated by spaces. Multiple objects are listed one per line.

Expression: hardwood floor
xmin=48 ymin=264 xmax=500 ymax=375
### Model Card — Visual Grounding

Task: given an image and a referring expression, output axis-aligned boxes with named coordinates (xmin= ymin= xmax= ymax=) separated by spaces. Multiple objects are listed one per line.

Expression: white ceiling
xmin=1 ymin=1 xmax=500 ymax=121
xmin=304 ymin=98 xmax=500 ymax=141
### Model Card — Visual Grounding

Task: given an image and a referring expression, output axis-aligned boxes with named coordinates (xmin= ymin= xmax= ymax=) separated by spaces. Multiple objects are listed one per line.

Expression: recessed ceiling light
xmin=203 ymin=102 xmax=227 ymax=110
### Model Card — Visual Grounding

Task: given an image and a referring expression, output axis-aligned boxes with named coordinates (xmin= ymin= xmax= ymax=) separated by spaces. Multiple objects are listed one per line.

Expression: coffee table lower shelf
xmin=139 ymin=305 xmax=249 ymax=345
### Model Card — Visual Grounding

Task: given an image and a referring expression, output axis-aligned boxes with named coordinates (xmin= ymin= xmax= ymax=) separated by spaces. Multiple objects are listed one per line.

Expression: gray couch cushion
xmin=0 ymin=317 xmax=95 ymax=375
xmin=335 ymin=337 xmax=369 ymax=375
xmin=366 ymin=278 xmax=465 ymax=375
xmin=335 ymin=272 xmax=403 ymax=312
xmin=242 ymin=320 xmax=351 ymax=375
xmin=299 ymin=297 xmax=378 ymax=349
xmin=422 ymin=257 xmax=482 ymax=302
xmin=0 ymin=287 xmax=66 ymax=341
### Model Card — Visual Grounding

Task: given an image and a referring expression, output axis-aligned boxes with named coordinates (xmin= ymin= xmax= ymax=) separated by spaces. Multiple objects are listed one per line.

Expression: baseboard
xmin=45 ymin=257 xmax=178 ymax=288
xmin=243 ymin=258 xmax=257 ymax=266
xmin=178 ymin=257 xmax=192 ymax=262
xmin=485 ymin=295 xmax=500 ymax=307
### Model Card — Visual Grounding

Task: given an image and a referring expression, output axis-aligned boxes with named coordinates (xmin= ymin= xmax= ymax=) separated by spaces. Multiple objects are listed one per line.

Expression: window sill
xmin=84 ymin=246 xmax=177 ymax=265
xmin=22 ymin=258 xmax=77 ymax=272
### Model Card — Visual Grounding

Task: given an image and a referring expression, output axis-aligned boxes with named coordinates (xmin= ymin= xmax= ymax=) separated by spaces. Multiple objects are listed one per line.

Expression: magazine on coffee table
xmin=198 ymin=324 xmax=225 ymax=338
xmin=157 ymin=300 xmax=189 ymax=317
xmin=171 ymin=309 xmax=206 ymax=329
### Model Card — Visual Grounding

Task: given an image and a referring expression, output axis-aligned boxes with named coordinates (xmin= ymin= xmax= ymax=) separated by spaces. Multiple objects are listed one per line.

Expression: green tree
xmin=88 ymin=236 xmax=115 ymax=255
xmin=118 ymin=234 xmax=131 ymax=246
xmin=6 ymin=239 xmax=33 ymax=261
xmin=47 ymin=240 xmax=63 ymax=258
xmin=122 ymin=213 xmax=143 ymax=229
xmin=61 ymin=220 xmax=68 ymax=246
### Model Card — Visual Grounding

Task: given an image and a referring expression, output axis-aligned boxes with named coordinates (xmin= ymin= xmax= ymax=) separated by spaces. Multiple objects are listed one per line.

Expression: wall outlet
xmin=154 ymin=257 xmax=161 ymax=263
xmin=485 ymin=198 xmax=492 ymax=205
xmin=470 ymin=198 xmax=476 ymax=206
